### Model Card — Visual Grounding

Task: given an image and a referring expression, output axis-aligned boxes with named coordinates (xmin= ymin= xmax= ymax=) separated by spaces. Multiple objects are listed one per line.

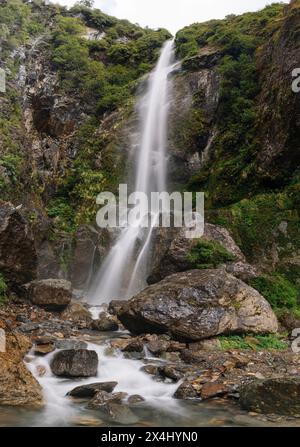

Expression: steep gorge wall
xmin=0 ymin=1 xmax=299 ymax=319
xmin=168 ymin=1 xmax=300 ymax=316
xmin=0 ymin=0 xmax=170 ymax=286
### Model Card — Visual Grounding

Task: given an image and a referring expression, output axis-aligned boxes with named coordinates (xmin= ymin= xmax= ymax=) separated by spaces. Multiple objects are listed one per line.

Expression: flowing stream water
xmin=0 ymin=330 xmax=274 ymax=427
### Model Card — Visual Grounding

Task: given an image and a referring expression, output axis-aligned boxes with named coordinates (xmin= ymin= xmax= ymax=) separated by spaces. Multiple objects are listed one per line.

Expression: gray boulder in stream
xmin=50 ymin=349 xmax=98 ymax=377
xmin=117 ymin=269 xmax=278 ymax=341
xmin=67 ymin=382 xmax=118 ymax=398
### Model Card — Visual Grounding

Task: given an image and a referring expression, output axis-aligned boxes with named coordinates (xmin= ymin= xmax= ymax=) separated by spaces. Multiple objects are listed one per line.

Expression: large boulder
xmin=50 ymin=349 xmax=98 ymax=377
xmin=118 ymin=269 xmax=278 ymax=341
xmin=148 ymin=223 xmax=250 ymax=284
xmin=0 ymin=201 xmax=37 ymax=286
xmin=0 ymin=332 xmax=43 ymax=406
xmin=26 ymin=279 xmax=72 ymax=310
xmin=239 ymin=378 xmax=300 ymax=416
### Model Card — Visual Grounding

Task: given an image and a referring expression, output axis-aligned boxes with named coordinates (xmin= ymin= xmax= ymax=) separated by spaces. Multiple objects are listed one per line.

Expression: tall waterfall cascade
xmin=88 ymin=40 xmax=175 ymax=304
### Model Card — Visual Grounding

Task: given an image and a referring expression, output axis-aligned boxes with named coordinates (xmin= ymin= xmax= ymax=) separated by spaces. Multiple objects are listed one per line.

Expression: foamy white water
xmin=26 ymin=340 xmax=180 ymax=427
xmin=88 ymin=40 xmax=175 ymax=304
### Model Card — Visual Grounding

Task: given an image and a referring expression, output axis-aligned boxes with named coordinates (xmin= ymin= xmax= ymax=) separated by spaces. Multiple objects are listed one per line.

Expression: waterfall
xmin=88 ymin=40 xmax=175 ymax=304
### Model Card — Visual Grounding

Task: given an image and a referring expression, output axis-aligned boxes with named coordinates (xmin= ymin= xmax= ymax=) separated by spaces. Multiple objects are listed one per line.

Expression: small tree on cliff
xmin=76 ymin=0 xmax=94 ymax=8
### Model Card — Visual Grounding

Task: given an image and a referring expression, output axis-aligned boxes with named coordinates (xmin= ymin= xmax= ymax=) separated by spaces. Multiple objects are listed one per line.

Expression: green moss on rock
xmin=187 ymin=239 xmax=235 ymax=269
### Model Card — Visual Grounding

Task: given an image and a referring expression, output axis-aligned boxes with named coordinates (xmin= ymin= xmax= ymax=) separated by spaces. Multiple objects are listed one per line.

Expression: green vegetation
xmin=1 ymin=1 xmax=171 ymax=228
xmin=208 ymin=187 xmax=300 ymax=317
xmin=176 ymin=4 xmax=286 ymax=207
xmin=0 ymin=0 xmax=44 ymax=56
xmin=219 ymin=334 xmax=288 ymax=351
xmin=51 ymin=7 xmax=171 ymax=115
xmin=46 ymin=198 xmax=76 ymax=233
xmin=0 ymin=89 xmax=24 ymax=198
xmin=249 ymin=274 xmax=300 ymax=315
xmin=175 ymin=2 xmax=300 ymax=319
xmin=0 ymin=274 xmax=8 ymax=305
xmin=187 ymin=239 xmax=235 ymax=269
xmin=176 ymin=4 xmax=284 ymax=60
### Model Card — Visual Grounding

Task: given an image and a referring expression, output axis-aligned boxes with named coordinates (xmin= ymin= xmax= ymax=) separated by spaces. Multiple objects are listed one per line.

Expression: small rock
xmin=140 ymin=364 xmax=159 ymax=376
xmin=34 ymin=343 xmax=55 ymax=356
xmin=254 ymin=372 xmax=265 ymax=380
xmin=110 ymin=338 xmax=132 ymax=350
xmin=55 ymin=339 xmax=88 ymax=350
xmin=61 ymin=302 xmax=92 ymax=325
xmin=122 ymin=339 xmax=144 ymax=353
xmin=128 ymin=394 xmax=145 ymax=405
xmin=108 ymin=300 xmax=126 ymax=316
xmin=98 ymin=402 xmax=139 ymax=425
xmin=33 ymin=336 xmax=56 ymax=345
xmin=16 ymin=315 xmax=28 ymax=323
xmin=159 ymin=364 xmax=185 ymax=382
xmin=35 ymin=365 xmax=47 ymax=377
xmin=88 ymin=391 xmax=127 ymax=409
xmin=92 ymin=313 xmax=119 ymax=332
xmin=147 ymin=339 xmax=170 ymax=356
xmin=174 ymin=381 xmax=198 ymax=399
xmin=201 ymin=382 xmax=228 ymax=400
xmin=73 ymin=416 xmax=104 ymax=427
xmin=67 ymin=382 xmax=118 ymax=398
xmin=50 ymin=349 xmax=98 ymax=377
xmin=123 ymin=351 xmax=145 ymax=360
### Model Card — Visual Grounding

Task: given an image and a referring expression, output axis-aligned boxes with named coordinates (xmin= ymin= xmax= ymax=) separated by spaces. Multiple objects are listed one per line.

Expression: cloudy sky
xmin=54 ymin=0 xmax=289 ymax=34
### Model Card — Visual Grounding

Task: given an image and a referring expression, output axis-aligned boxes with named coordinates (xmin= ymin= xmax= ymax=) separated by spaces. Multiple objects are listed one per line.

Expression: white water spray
xmin=26 ymin=341 xmax=180 ymax=426
xmin=88 ymin=40 xmax=175 ymax=303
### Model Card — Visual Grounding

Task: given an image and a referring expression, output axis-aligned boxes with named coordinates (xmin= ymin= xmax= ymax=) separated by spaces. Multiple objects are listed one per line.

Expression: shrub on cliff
xmin=0 ymin=274 xmax=8 ymax=305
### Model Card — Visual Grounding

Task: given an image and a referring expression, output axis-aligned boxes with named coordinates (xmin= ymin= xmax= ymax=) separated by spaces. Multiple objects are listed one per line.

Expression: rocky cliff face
xmin=0 ymin=0 xmax=170 ymax=285
xmin=0 ymin=1 xmax=299 ymax=324
xmin=168 ymin=1 xmax=300 ymax=320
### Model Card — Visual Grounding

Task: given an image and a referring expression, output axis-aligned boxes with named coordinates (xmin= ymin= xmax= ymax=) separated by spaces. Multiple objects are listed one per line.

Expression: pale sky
xmin=54 ymin=0 xmax=289 ymax=34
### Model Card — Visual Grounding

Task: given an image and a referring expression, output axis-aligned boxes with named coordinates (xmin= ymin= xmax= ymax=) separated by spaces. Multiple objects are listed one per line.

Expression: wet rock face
xmin=0 ymin=201 xmax=37 ymax=286
xmin=91 ymin=313 xmax=119 ymax=332
xmin=87 ymin=390 xmax=127 ymax=409
xmin=67 ymin=382 xmax=118 ymax=398
xmin=31 ymin=87 xmax=78 ymax=138
xmin=50 ymin=349 xmax=98 ymax=377
xmin=118 ymin=269 xmax=278 ymax=341
xmin=70 ymin=225 xmax=99 ymax=290
xmin=148 ymin=223 xmax=250 ymax=284
xmin=239 ymin=378 xmax=300 ymax=416
xmin=0 ymin=332 xmax=42 ymax=406
xmin=168 ymin=54 xmax=221 ymax=187
xmin=255 ymin=4 xmax=300 ymax=184
xmin=26 ymin=279 xmax=72 ymax=310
